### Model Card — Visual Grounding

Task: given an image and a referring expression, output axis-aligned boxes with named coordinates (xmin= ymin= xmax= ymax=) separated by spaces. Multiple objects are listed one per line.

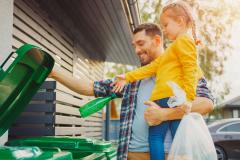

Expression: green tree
xmin=139 ymin=0 xmax=240 ymax=102
xmin=104 ymin=62 xmax=136 ymax=79
xmin=139 ymin=0 xmax=162 ymax=23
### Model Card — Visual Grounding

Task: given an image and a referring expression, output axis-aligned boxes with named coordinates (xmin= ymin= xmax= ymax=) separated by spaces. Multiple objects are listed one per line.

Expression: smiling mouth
xmin=139 ymin=51 xmax=147 ymax=56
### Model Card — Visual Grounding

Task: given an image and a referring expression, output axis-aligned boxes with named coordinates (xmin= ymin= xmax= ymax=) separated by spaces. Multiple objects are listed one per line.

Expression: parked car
xmin=208 ymin=118 xmax=240 ymax=160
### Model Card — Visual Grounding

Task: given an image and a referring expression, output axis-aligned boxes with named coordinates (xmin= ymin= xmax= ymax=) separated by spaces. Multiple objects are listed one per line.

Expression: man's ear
xmin=153 ymin=35 xmax=162 ymax=45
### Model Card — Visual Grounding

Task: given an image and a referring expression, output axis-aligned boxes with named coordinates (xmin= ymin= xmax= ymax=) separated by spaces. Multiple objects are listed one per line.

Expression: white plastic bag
xmin=167 ymin=81 xmax=217 ymax=160
xmin=168 ymin=113 xmax=217 ymax=160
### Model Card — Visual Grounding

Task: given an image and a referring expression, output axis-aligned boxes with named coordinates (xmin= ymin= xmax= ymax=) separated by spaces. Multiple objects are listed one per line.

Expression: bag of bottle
xmin=167 ymin=81 xmax=217 ymax=160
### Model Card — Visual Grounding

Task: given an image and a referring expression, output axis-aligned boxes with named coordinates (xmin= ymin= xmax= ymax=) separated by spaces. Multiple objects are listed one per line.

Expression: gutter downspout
xmin=122 ymin=0 xmax=141 ymax=31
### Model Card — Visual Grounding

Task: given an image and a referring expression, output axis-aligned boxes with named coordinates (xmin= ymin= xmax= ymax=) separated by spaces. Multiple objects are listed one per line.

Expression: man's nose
xmin=135 ymin=47 xmax=141 ymax=54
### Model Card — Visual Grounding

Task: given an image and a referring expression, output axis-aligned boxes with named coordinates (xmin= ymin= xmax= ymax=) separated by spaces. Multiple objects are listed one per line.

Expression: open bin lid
xmin=0 ymin=146 xmax=73 ymax=160
xmin=0 ymin=44 xmax=54 ymax=136
xmin=6 ymin=136 xmax=112 ymax=151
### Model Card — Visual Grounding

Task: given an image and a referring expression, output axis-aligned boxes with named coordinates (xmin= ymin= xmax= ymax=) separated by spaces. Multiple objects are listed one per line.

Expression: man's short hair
xmin=133 ymin=23 xmax=162 ymax=38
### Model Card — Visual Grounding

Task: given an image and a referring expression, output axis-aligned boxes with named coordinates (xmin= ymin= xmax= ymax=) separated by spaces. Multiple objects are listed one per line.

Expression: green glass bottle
xmin=79 ymin=94 xmax=117 ymax=118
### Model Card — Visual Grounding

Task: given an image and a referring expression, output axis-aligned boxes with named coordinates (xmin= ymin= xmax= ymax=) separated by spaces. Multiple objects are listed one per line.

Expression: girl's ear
xmin=153 ymin=35 xmax=162 ymax=45
xmin=176 ymin=16 xmax=186 ymax=26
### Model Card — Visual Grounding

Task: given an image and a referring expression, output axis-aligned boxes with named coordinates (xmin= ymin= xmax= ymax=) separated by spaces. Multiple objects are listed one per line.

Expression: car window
xmin=219 ymin=123 xmax=240 ymax=132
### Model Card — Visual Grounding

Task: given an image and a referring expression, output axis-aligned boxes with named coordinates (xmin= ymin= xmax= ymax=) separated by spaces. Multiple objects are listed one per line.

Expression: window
xmin=233 ymin=110 xmax=239 ymax=118
xmin=219 ymin=123 xmax=240 ymax=132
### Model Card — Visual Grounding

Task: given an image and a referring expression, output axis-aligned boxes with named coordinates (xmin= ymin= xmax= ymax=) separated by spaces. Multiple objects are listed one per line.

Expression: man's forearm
xmin=163 ymin=97 xmax=214 ymax=121
xmin=191 ymin=97 xmax=214 ymax=114
xmin=161 ymin=107 xmax=185 ymax=121
xmin=51 ymin=68 xmax=95 ymax=96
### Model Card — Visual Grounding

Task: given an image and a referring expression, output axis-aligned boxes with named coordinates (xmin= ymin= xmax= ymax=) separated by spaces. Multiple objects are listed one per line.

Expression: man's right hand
xmin=48 ymin=69 xmax=56 ymax=79
xmin=48 ymin=65 xmax=60 ymax=79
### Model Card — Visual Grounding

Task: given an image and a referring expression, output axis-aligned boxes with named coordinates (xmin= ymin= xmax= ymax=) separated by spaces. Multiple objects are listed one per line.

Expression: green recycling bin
xmin=0 ymin=44 xmax=54 ymax=136
xmin=0 ymin=44 xmax=116 ymax=160
xmin=0 ymin=146 xmax=73 ymax=160
xmin=0 ymin=44 xmax=74 ymax=160
xmin=103 ymin=147 xmax=117 ymax=160
xmin=69 ymin=151 xmax=106 ymax=160
xmin=6 ymin=136 xmax=117 ymax=160
xmin=78 ymin=147 xmax=117 ymax=160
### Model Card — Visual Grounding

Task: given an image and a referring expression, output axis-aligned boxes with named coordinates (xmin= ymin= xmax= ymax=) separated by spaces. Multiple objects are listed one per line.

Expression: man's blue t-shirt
xmin=128 ymin=77 xmax=172 ymax=152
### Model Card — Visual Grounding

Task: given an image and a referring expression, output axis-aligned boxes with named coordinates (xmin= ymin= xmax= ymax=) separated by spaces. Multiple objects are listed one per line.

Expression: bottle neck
xmin=110 ymin=93 xmax=117 ymax=99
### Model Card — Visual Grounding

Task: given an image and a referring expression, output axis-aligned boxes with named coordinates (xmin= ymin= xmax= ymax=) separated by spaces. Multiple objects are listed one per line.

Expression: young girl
xmin=112 ymin=1 xmax=203 ymax=160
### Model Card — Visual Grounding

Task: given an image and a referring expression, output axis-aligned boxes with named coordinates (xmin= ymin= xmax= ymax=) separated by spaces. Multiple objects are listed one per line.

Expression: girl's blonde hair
xmin=161 ymin=1 xmax=200 ymax=45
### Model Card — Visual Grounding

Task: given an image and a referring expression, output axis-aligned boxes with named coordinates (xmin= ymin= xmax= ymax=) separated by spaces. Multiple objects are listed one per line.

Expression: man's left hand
xmin=144 ymin=101 xmax=166 ymax=126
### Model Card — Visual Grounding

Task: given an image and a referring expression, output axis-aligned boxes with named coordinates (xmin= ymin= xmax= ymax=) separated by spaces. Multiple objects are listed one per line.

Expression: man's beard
xmin=140 ymin=60 xmax=150 ymax=66
xmin=138 ymin=51 xmax=151 ymax=66
xmin=140 ymin=62 xmax=146 ymax=66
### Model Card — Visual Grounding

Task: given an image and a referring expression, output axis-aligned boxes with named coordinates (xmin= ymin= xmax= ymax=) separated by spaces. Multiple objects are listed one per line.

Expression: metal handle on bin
xmin=0 ymin=52 xmax=16 ymax=69
xmin=40 ymin=147 xmax=62 ymax=152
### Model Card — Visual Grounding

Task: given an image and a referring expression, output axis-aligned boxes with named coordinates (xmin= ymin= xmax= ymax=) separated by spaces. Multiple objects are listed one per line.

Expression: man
xmin=49 ymin=23 xmax=214 ymax=160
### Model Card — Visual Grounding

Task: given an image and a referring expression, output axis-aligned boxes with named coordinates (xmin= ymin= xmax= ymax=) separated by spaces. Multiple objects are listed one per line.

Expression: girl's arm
xmin=125 ymin=56 xmax=161 ymax=82
xmin=111 ymin=58 xmax=161 ymax=93
xmin=174 ymin=35 xmax=198 ymax=101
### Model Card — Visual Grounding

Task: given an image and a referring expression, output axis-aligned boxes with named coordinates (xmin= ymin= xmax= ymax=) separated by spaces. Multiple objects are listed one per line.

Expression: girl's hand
xmin=116 ymin=74 xmax=126 ymax=80
xmin=111 ymin=74 xmax=127 ymax=93
xmin=178 ymin=101 xmax=192 ymax=114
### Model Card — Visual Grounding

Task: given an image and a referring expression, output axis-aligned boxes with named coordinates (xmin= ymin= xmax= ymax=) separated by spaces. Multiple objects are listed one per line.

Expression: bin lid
xmin=0 ymin=146 xmax=73 ymax=160
xmin=6 ymin=136 xmax=112 ymax=151
xmin=70 ymin=151 xmax=106 ymax=160
xmin=6 ymin=136 xmax=93 ymax=150
xmin=92 ymin=140 xmax=112 ymax=151
xmin=103 ymin=147 xmax=117 ymax=158
xmin=0 ymin=44 xmax=54 ymax=136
